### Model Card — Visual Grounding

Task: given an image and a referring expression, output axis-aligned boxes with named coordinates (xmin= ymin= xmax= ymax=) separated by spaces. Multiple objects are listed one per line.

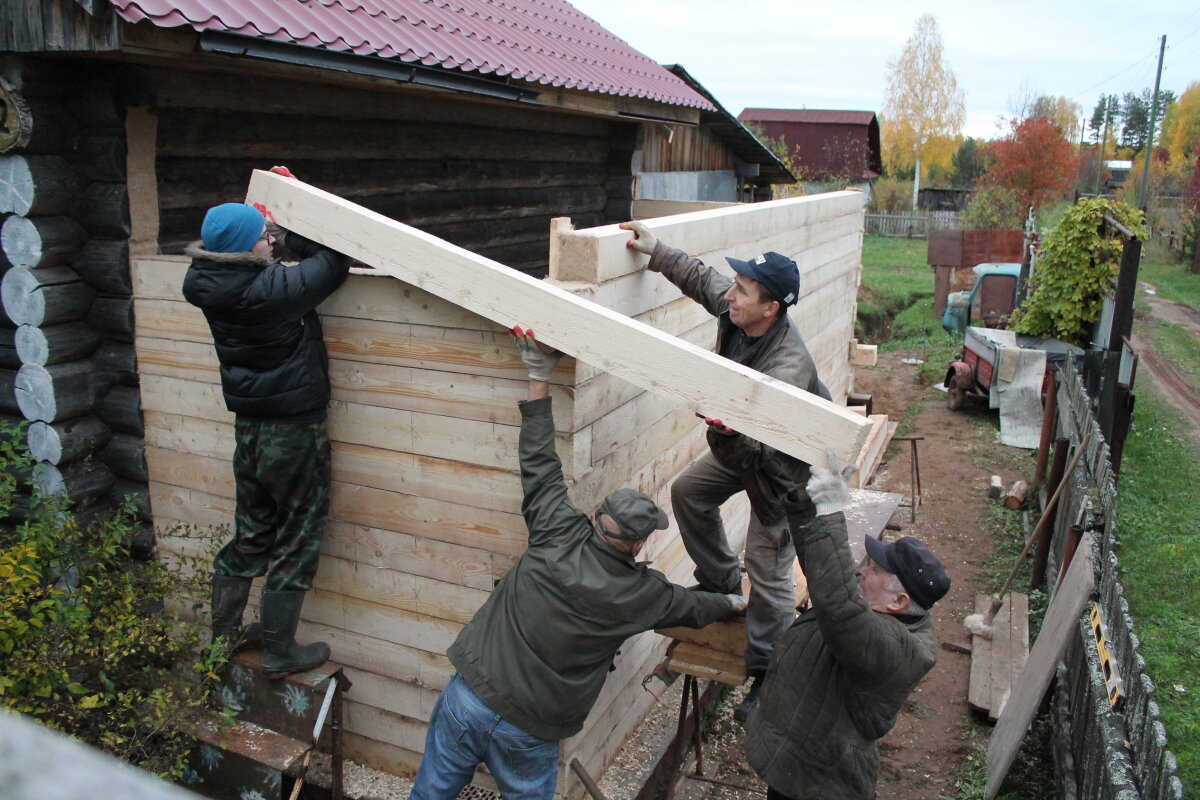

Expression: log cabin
xmin=0 ymin=1 xmax=872 ymax=797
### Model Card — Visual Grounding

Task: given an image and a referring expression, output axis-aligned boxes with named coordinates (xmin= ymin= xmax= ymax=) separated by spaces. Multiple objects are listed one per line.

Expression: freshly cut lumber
xmin=986 ymin=535 xmax=1095 ymax=799
xmin=665 ymin=641 xmax=747 ymax=685
xmin=968 ymin=595 xmax=993 ymax=713
xmin=850 ymin=342 xmax=878 ymax=366
xmin=246 ymin=170 xmax=869 ymax=468
xmin=1004 ymin=480 xmax=1028 ymax=510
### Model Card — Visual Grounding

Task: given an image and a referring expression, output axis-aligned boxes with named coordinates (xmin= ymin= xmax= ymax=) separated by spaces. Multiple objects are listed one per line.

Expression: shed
xmin=0 ymin=1 xmax=869 ymax=796
xmin=737 ymin=108 xmax=882 ymax=183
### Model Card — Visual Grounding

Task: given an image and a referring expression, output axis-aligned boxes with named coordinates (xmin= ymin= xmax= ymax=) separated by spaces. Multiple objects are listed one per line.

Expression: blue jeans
xmin=410 ymin=674 xmax=559 ymax=800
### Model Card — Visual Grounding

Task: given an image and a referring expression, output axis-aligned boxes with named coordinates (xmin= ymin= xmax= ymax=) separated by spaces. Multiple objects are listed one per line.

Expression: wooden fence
xmin=864 ymin=210 xmax=961 ymax=238
xmin=1041 ymin=367 xmax=1183 ymax=800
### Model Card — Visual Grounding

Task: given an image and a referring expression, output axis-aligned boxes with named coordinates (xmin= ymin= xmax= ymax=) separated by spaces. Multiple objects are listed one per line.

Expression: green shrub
xmin=1012 ymin=198 xmax=1147 ymax=344
xmin=0 ymin=421 xmax=223 ymax=778
xmin=868 ymin=177 xmax=912 ymax=213
xmin=962 ymin=185 xmax=1023 ymax=229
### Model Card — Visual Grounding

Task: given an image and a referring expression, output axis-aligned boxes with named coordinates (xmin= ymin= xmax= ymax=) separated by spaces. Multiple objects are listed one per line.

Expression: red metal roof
xmin=739 ymin=109 xmax=877 ymax=125
xmin=107 ymin=0 xmax=716 ymax=110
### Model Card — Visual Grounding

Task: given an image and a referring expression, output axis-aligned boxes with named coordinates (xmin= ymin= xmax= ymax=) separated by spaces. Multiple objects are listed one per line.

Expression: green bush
xmin=0 ymin=421 xmax=223 ymax=778
xmin=868 ymin=177 xmax=911 ymax=213
xmin=1012 ymin=198 xmax=1147 ymax=344
xmin=961 ymin=185 xmax=1023 ymax=229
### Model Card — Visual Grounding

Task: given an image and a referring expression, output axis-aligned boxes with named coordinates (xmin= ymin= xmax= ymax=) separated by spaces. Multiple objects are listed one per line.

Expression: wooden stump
xmin=0 ymin=215 xmax=88 ymax=269
xmin=70 ymin=238 xmax=132 ymax=295
xmin=1004 ymin=480 xmax=1029 ymax=510
xmin=988 ymin=475 xmax=1003 ymax=499
xmin=1 ymin=266 xmax=94 ymax=326
xmin=27 ymin=416 xmax=111 ymax=465
xmin=0 ymin=155 xmax=82 ymax=216
xmin=16 ymin=322 xmax=99 ymax=366
xmin=15 ymin=361 xmax=94 ymax=422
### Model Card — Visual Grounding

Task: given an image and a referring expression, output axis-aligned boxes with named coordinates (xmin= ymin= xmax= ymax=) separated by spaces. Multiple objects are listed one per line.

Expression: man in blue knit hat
xmin=183 ymin=185 xmax=350 ymax=678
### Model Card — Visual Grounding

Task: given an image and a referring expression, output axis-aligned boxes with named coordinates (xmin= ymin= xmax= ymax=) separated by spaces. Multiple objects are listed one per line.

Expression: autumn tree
xmin=1028 ymin=95 xmax=1083 ymax=142
xmin=1161 ymin=81 xmax=1200 ymax=172
xmin=950 ymin=137 xmax=989 ymax=187
xmin=981 ymin=116 xmax=1077 ymax=212
xmin=881 ymin=14 xmax=965 ymax=209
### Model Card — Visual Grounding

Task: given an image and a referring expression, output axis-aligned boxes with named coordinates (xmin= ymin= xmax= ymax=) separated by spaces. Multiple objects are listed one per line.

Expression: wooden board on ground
xmin=968 ymin=595 xmax=994 ymax=713
xmin=986 ymin=534 xmax=1094 ymax=800
xmin=245 ymin=170 xmax=870 ymax=468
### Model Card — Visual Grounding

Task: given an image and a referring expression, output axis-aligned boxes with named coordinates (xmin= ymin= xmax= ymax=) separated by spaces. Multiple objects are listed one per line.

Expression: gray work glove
xmin=619 ymin=221 xmax=658 ymax=255
xmin=511 ymin=326 xmax=563 ymax=382
xmin=806 ymin=447 xmax=858 ymax=517
xmin=725 ymin=593 xmax=748 ymax=614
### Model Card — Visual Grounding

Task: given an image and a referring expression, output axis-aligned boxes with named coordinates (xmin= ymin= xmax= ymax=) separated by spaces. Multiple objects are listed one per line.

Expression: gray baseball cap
xmin=598 ymin=488 xmax=669 ymax=540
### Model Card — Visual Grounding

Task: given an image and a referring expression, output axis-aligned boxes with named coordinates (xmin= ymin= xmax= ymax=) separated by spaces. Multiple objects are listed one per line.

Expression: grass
xmin=1147 ymin=317 xmax=1200 ymax=398
xmin=1137 ymin=241 xmax=1200 ymax=308
xmin=1114 ymin=381 xmax=1200 ymax=789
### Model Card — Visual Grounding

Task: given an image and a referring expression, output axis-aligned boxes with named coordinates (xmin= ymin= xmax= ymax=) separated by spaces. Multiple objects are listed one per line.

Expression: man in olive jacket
xmin=183 ymin=196 xmax=349 ymax=678
xmin=744 ymin=450 xmax=950 ymax=800
xmin=621 ymin=220 xmax=830 ymax=719
xmin=410 ymin=328 xmax=745 ymax=800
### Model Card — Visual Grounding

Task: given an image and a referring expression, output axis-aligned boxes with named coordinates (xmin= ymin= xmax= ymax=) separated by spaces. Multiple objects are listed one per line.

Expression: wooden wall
xmin=135 ymin=193 xmax=864 ymax=797
xmin=638 ymin=120 xmax=735 ymax=173
xmin=143 ymin=68 xmax=638 ymax=276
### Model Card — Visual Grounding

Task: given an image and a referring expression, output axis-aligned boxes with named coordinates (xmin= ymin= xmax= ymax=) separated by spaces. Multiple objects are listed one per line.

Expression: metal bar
xmin=1034 ymin=369 xmax=1059 ymax=490
xmin=332 ymin=680 xmax=344 ymax=800
xmin=1031 ymin=438 xmax=1070 ymax=590
xmin=689 ymin=677 xmax=705 ymax=777
xmin=683 ymin=770 xmax=769 ymax=796
xmin=664 ymin=675 xmax=693 ymax=800
xmin=630 ymin=679 xmax=723 ymax=800
xmin=571 ymin=759 xmax=609 ymax=800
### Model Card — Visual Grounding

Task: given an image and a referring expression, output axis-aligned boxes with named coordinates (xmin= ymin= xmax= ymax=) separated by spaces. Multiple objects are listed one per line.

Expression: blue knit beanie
xmin=201 ymin=203 xmax=265 ymax=253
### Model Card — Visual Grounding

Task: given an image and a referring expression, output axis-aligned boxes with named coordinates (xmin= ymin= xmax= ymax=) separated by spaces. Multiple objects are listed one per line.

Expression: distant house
xmin=737 ymin=109 xmax=882 ymax=184
xmin=1104 ymin=160 xmax=1133 ymax=192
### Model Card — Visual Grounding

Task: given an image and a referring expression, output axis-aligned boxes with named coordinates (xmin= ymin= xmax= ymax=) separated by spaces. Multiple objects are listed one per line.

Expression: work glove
xmin=807 ymin=447 xmax=857 ymax=517
xmin=725 ymin=593 xmax=748 ymax=614
xmin=619 ymin=221 xmax=658 ymax=256
xmin=511 ymin=326 xmax=563 ymax=382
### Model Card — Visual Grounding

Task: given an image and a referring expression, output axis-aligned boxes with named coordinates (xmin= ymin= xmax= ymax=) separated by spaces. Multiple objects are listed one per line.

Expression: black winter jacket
xmin=182 ymin=233 xmax=349 ymax=422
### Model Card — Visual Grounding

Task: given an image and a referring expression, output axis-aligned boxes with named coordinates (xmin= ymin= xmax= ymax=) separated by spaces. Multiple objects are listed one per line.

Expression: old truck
xmin=940 ymin=262 xmax=1022 ymax=336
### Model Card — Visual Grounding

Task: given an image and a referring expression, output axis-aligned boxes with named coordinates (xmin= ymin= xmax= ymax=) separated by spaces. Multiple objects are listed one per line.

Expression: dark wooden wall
xmin=145 ymin=68 xmax=638 ymax=276
xmin=639 ymin=122 xmax=734 ymax=173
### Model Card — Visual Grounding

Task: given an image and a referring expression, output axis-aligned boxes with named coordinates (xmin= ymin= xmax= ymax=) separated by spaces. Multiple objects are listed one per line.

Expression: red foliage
xmin=982 ymin=117 xmax=1078 ymax=211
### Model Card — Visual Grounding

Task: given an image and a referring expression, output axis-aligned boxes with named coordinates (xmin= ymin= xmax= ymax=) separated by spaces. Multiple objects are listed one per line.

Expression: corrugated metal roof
xmin=739 ymin=109 xmax=877 ymax=126
xmin=107 ymin=0 xmax=716 ymax=110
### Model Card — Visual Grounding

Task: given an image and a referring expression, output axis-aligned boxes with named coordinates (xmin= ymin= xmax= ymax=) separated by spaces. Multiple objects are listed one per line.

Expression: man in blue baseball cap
xmin=620 ymin=220 xmax=830 ymax=722
xmin=183 ymin=178 xmax=350 ymax=679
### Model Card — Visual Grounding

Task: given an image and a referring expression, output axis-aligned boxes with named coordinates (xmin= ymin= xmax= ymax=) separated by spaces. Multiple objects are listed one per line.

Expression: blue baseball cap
xmin=725 ymin=251 xmax=800 ymax=307
xmin=201 ymin=203 xmax=265 ymax=253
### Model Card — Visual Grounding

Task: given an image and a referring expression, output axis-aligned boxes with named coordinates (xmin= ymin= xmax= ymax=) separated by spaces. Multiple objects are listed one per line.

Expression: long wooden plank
xmin=986 ymin=534 xmax=1094 ymax=799
xmin=246 ymin=170 xmax=870 ymax=468
xmin=968 ymin=594 xmax=993 ymax=713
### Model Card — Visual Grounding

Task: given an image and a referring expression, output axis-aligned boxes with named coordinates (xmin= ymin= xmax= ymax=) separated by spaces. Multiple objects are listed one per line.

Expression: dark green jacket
xmin=743 ymin=510 xmax=938 ymax=800
xmin=448 ymin=396 xmax=731 ymax=741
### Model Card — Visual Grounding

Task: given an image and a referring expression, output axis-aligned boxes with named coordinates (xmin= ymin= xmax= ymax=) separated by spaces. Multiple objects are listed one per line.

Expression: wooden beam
xmin=245 ymin=170 xmax=870 ymax=467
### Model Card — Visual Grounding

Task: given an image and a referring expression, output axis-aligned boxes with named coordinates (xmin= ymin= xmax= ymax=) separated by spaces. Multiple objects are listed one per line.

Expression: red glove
xmin=269 ymin=165 xmax=296 ymax=179
xmin=251 ymin=202 xmax=276 ymax=224
xmin=695 ymin=412 xmax=735 ymax=435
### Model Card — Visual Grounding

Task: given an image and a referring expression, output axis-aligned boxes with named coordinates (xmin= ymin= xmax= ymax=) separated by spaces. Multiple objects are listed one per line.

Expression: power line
xmin=1072 ymin=50 xmax=1157 ymax=100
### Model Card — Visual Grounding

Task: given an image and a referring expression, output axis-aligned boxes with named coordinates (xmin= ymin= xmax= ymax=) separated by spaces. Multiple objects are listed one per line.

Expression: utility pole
xmin=1095 ymin=96 xmax=1112 ymax=197
xmin=1140 ymin=34 xmax=1167 ymax=210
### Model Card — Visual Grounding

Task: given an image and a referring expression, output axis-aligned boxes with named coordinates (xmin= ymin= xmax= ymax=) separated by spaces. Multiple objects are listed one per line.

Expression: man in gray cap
xmin=745 ymin=448 xmax=949 ymax=800
xmin=621 ymin=221 xmax=829 ymax=721
xmin=410 ymin=327 xmax=746 ymax=800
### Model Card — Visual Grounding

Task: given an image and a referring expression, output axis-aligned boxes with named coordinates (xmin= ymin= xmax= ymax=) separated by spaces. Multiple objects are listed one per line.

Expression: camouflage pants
xmin=214 ymin=419 xmax=332 ymax=592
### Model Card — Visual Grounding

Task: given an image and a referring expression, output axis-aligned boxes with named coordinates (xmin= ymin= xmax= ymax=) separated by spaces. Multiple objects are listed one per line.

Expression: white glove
xmin=806 ymin=447 xmax=858 ymax=517
xmin=512 ymin=326 xmax=562 ymax=382
xmin=619 ymin=221 xmax=658 ymax=255
xmin=725 ymin=593 xmax=748 ymax=614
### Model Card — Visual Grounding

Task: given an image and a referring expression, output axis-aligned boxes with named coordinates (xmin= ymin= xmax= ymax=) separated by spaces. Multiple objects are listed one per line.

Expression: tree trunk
xmin=1191 ymin=235 xmax=1200 ymax=275
xmin=15 ymin=360 xmax=94 ymax=422
xmin=86 ymin=296 xmax=134 ymax=340
xmin=100 ymin=432 xmax=148 ymax=482
xmin=16 ymin=321 xmax=99 ymax=365
xmin=1 ymin=266 xmax=95 ymax=326
xmin=70 ymin=238 xmax=132 ymax=295
xmin=27 ymin=416 xmax=111 ymax=465
xmin=32 ymin=460 xmax=115 ymax=504
xmin=0 ymin=214 xmax=88 ymax=269
xmin=0 ymin=155 xmax=83 ymax=216
xmin=97 ymin=384 xmax=143 ymax=435
xmin=74 ymin=183 xmax=131 ymax=238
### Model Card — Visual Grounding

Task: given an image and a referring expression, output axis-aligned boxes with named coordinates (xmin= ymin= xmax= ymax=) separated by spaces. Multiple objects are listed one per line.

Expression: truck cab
xmin=941 ymin=262 xmax=1022 ymax=336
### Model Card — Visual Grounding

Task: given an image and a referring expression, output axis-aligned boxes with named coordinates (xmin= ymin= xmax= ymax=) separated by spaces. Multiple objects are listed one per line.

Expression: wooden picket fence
xmin=864 ymin=210 xmax=961 ymax=238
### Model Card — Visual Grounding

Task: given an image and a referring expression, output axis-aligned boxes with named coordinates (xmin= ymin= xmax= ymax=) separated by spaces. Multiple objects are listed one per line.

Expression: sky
xmin=568 ymin=0 xmax=1200 ymax=140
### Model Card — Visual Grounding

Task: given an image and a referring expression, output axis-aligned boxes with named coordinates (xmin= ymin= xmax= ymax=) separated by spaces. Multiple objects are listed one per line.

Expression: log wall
xmin=143 ymin=68 xmax=638 ymax=276
xmin=135 ymin=193 xmax=864 ymax=797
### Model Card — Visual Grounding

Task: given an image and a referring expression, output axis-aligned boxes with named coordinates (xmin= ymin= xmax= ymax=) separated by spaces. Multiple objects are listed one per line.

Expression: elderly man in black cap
xmin=621 ymin=220 xmax=830 ymax=721
xmin=410 ymin=327 xmax=746 ymax=800
xmin=744 ymin=449 xmax=950 ymax=800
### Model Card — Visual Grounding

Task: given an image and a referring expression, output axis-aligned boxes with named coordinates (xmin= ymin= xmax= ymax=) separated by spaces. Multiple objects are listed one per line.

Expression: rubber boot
xmin=210 ymin=574 xmax=253 ymax=648
xmin=733 ymin=671 xmax=766 ymax=724
xmin=260 ymin=590 xmax=331 ymax=678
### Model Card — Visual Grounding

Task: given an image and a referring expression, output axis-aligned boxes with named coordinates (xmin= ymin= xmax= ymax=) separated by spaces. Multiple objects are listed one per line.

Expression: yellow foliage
xmin=1162 ymin=82 xmax=1200 ymax=170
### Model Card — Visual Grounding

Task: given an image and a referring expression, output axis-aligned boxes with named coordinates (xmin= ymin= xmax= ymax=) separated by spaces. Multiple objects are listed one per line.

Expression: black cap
xmin=865 ymin=535 xmax=951 ymax=610
xmin=598 ymin=488 xmax=669 ymax=540
xmin=725 ymin=251 xmax=800 ymax=307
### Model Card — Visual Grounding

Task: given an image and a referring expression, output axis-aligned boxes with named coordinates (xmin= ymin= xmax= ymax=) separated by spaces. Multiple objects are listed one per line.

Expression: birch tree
xmin=881 ymin=14 xmax=966 ymax=209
